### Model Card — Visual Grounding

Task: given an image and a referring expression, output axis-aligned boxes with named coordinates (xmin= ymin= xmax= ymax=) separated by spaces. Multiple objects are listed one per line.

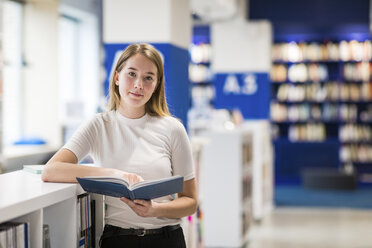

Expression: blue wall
xmin=249 ymin=0 xmax=370 ymax=42
xmin=249 ymin=0 xmax=369 ymax=27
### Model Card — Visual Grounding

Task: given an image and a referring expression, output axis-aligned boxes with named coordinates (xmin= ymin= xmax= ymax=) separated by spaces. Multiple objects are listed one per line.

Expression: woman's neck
xmin=117 ymin=105 xmax=146 ymax=119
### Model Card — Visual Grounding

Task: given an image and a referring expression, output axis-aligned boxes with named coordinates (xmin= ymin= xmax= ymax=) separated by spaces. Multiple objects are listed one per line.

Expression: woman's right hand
xmin=123 ymin=172 xmax=144 ymax=186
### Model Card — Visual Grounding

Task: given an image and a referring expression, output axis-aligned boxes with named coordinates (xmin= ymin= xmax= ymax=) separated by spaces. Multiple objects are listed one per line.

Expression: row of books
xmin=241 ymin=196 xmax=252 ymax=236
xmin=275 ymin=82 xmax=372 ymax=102
xmin=242 ymin=142 xmax=252 ymax=166
xmin=242 ymin=173 xmax=252 ymax=201
xmin=0 ymin=195 xmax=94 ymax=248
xmin=276 ymin=82 xmax=333 ymax=102
xmin=183 ymin=143 xmax=204 ymax=248
xmin=272 ymin=40 xmax=372 ymax=62
xmin=191 ymin=85 xmax=214 ymax=101
xmin=184 ymin=208 xmax=204 ymax=248
xmin=360 ymin=105 xmax=372 ymax=122
xmin=189 ymin=43 xmax=212 ymax=64
xmin=271 ymin=103 xmax=358 ymax=122
xmin=189 ymin=63 xmax=213 ymax=83
xmin=272 ymin=62 xmax=372 ymax=83
xmin=344 ymin=62 xmax=371 ymax=82
xmin=0 ymin=222 xmax=29 ymax=248
xmin=271 ymin=63 xmax=328 ymax=82
xmin=272 ymin=122 xmax=372 ymax=143
xmin=77 ymin=194 xmax=95 ymax=248
xmin=241 ymin=146 xmax=253 ymax=235
xmin=288 ymin=124 xmax=326 ymax=142
xmin=339 ymin=124 xmax=372 ymax=142
xmin=340 ymin=144 xmax=372 ymax=163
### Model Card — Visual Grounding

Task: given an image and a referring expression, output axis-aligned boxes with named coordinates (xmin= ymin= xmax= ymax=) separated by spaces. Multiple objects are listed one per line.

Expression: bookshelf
xmin=241 ymin=121 xmax=273 ymax=221
xmin=182 ymin=137 xmax=207 ymax=248
xmin=270 ymin=40 xmax=372 ymax=182
xmin=188 ymin=25 xmax=215 ymax=135
xmin=199 ymin=127 xmax=253 ymax=247
xmin=0 ymin=170 xmax=104 ymax=247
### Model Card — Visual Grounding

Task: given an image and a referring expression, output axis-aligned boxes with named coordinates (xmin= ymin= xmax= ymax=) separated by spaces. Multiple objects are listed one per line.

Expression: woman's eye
xmin=145 ymin=76 xmax=153 ymax=81
xmin=128 ymin=72 xmax=136 ymax=77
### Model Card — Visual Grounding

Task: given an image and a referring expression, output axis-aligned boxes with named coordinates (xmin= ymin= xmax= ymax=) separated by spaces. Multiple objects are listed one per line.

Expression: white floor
xmin=247 ymin=207 xmax=372 ymax=248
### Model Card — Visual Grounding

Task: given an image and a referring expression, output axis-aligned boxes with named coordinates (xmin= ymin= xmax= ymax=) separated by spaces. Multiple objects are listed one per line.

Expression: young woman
xmin=42 ymin=43 xmax=197 ymax=247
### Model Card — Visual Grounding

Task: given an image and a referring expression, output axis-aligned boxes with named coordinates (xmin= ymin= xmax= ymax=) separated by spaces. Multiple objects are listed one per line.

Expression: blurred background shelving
xmin=270 ymin=39 xmax=372 ymax=184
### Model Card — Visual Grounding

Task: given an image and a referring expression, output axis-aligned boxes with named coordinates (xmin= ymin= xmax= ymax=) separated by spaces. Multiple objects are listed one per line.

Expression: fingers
xmin=124 ymin=173 xmax=144 ymax=186
xmin=120 ymin=197 xmax=131 ymax=205
xmin=120 ymin=197 xmax=153 ymax=217
xmin=120 ymin=198 xmax=149 ymax=207
xmin=137 ymin=175 xmax=144 ymax=182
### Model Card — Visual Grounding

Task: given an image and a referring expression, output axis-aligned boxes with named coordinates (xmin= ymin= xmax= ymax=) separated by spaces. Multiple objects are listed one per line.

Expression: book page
xmin=130 ymin=176 xmax=183 ymax=190
xmin=81 ymin=176 xmax=129 ymax=187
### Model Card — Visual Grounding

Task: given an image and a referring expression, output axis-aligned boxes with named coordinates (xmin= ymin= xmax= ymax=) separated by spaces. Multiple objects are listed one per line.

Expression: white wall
xmin=20 ymin=0 xmax=101 ymax=148
xmin=2 ymin=0 xmax=23 ymax=145
xmin=58 ymin=4 xmax=101 ymax=125
xmin=212 ymin=20 xmax=272 ymax=73
xmin=103 ymin=0 xmax=191 ymax=49
xmin=23 ymin=0 xmax=60 ymax=147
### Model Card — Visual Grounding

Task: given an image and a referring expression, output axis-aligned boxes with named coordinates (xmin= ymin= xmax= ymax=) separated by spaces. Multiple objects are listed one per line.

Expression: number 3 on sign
xmin=223 ymin=74 xmax=257 ymax=95
xmin=242 ymin=74 xmax=257 ymax=95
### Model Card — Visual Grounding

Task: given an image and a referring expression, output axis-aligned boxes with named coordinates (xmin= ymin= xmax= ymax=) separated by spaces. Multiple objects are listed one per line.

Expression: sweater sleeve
xmin=170 ymin=119 xmax=195 ymax=181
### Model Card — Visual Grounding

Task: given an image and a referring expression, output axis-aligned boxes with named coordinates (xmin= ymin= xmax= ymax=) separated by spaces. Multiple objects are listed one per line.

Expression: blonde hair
xmin=108 ymin=43 xmax=170 ymax=117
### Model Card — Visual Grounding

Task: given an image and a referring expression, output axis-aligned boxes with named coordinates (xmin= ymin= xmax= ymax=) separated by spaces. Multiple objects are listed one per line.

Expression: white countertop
xmin=0 ymin=170 xmax=84 ymax=223
xmin=3 ymin=145 xmax=59 ymax=159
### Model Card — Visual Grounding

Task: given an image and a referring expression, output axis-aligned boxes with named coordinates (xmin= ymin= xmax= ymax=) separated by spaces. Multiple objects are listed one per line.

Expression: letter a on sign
xmin=223 ymin=74 xmax=240 ymax=94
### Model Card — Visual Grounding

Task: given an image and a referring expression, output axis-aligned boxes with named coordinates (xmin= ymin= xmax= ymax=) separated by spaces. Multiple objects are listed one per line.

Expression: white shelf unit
xmin=182 ymin=137 xmax=209 ymax=248
xmin=0 ymin=170 xmax=104 ymax=247
xmin=241 ymin=120 xmax=274 ymax=221
xmin=200 ymin=127 xmax=253 ymax=248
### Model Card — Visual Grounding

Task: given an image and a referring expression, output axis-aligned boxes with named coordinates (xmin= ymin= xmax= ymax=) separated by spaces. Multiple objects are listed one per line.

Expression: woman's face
xmin=115 ymin=54 xmax=158 ymax=118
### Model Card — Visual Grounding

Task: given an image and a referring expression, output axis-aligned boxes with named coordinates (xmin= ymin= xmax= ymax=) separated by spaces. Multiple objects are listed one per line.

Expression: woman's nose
xmin=134 ymin=78 xmax=143 ymax=89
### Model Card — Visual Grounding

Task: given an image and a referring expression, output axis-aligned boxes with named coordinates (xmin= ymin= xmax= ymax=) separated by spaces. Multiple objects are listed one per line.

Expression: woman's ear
xmin=114 ymin=71 xmax=119 ymax=85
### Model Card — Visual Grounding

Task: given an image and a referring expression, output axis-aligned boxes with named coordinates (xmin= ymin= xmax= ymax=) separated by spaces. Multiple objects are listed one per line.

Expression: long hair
xmin=107 ymin=43 xmax=170 ymax=116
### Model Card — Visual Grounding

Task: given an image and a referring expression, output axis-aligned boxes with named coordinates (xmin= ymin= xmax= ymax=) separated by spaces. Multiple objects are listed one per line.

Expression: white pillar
xmin=211 ymin=19 xmax=272 ymax=119
xmin=208 ymin=18 xmax=274 ymax=243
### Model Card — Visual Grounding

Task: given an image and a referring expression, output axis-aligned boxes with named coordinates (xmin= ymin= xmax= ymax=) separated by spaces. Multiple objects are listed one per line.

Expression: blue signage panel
xmin=214 ymin=72 xmax=270 ymax=119
xmin=103 ymin=43 xmax=190 ymax=126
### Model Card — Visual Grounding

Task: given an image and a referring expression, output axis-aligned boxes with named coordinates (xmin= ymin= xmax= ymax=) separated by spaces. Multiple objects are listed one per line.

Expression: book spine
xmin=0 ymin=229 xmax=6 ymax=248
xmin=25 ymin=223 xmax=29 ymax=248
xmin=129 ymin=191 xmax=135 ymax=200
xmin=16 ymin=223 xmax=25 ymax=248
xmin=91 ymin=200 xmax=96 ymax=248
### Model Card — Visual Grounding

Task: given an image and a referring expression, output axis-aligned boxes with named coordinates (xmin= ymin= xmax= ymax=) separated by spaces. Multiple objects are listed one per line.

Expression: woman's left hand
xmin=120 ymin=197 xmax=159 ymax=217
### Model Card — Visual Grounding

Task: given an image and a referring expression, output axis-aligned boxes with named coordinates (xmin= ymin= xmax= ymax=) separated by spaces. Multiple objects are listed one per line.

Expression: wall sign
xmin=214 ymin=72 xmax=270 ymax=119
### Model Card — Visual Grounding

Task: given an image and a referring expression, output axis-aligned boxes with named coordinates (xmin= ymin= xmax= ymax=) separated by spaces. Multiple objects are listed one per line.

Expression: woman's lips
xmin=129 ymin=92 xmax=143 ymax=97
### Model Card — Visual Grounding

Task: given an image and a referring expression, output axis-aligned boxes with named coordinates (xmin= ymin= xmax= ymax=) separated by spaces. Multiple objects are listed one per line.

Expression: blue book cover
xmin=76 ymin=175 xmax=184 ymax=200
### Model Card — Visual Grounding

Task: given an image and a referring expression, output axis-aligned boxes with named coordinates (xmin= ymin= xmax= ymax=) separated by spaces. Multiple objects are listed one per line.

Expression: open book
xmin=76 ymin=175 xmax=184 ymax=200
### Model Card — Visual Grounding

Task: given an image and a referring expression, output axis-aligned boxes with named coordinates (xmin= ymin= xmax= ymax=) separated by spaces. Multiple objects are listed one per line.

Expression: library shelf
xmin=199 ymin=127 xmax=253 ymax=247
xmin=271 ymin=39 xmax=372 ymax=181
xmin=0 ymin=170 xmax=104 ymax=247
xmin=197 ymin=122 xmax=273 ymax=247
